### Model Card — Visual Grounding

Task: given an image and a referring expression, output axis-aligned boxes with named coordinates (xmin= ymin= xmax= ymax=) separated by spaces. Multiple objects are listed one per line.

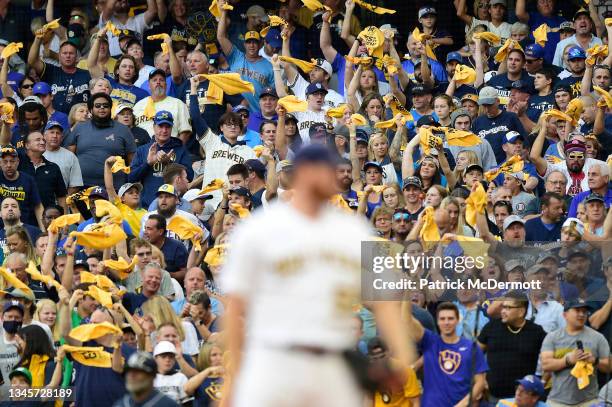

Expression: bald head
xmin=184 ymin=267 xmax=205 ymax=295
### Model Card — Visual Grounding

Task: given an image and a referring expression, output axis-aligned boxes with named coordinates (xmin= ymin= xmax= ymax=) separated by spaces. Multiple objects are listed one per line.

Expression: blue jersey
xmin=226 ymin=47 xmax=274 ymax=113
xmin=487 ymin=71 xmax=534 ymax=100
xmin=528 ymin=93 xmax=555 ymax=122
xmin=41 ymin=63 xmax=91 ymax=113
xmin=195 ymin=376 xmax=224 ymax=407
xmin=420 ymin=329 xmax=488 ymax=406
xmin=108 ymin=76 xmax=150 ymax=106
xmin=472 ymin=110 xmax=526 ymax=164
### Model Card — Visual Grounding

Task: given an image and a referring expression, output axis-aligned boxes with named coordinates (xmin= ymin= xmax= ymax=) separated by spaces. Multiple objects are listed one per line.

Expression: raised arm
xmin=188 ymin=77 xmax=210 ymax=136
xmin=474 ymin=37 xmax=485 ymax=88
xmin=216 ymin=0 xmax=234 ymax=57
xmin=418 ymin=43 xmax=434 ymax=87
xmin=581 ymin=63 xmax=594 ymax=97
xmin=27 ymin=35 xmax=45 ymax=75
xmin=399 ymin=295 xmax=424 ymax=341
xmin=262 ymin=147 xmax=278 ymax=201
xmin=88 ymin=27 xmax=107 ymax=79
xmin=605 ymin=25 xmax=612 ymax=67
xmin=348 ymin=120 xmax=364 ymax=191
xmin=340 ymin=0 xmax=356 ymax=47
xmin=589 ymin=0 xmax=604 ymax=38
xmin=41 ymin=230 xmax=58 ymax=277
xmin=388 ymin=119 xmax=406 ymax=165
xmin=515 ymin=0 xmax=529 ymax=23
xmin=456 ymin=0 xmax=474 ymax=26
xmin=0 ymin=122 xmax=9 ymax=145
xmin=529 ymin=116 xmax=549 ymax=176
xmin=155 ymin=0 xmax=167 ymax=23
xmin=372 ymin=301 xmax=416 ymax=367
xmin=104 ymin=156 xmax=120 ymax=202
xmin=61 ymin=236 xmax=76 ymax=291
xmin=0 ymin=57 xmax=14 ymax=98
xmin=346 ymin=64 xmax=362 ymax=112
xmin=401 ymin=134 xmax=420 ymax=179
xmin=168 ymin=37 xmax=184 ymax=85
xmin=143 ymin=0 xmax=158 ymax=26
xmin=101 ymin=0 xmax=116 ymax=23
xmin=320 ymin=10 xmax=338 ymax=63
xmin=279 ymin=27 xmax=299 ymax=86
xmin=594 ymin=104 xmax=606 ymax=136
xmin=436 ymin=143 xmax=456 ymax=188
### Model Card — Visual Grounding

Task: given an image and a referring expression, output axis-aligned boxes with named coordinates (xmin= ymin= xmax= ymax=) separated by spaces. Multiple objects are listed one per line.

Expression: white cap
xmin=118 ymin=182 xmax=142 ymax=198
xmin=183 ymin=188 xmax=213 ymax=202
xmin=313 ymin=58 xmax=333 ymax=77
xmin=562 ymin=217 xmax=585 ymax=236
xmin=153 ymin=340 xmax=177 ymax=356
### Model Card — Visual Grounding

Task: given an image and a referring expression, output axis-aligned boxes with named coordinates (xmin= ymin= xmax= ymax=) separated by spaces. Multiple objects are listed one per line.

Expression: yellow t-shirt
xmin=373 ymin=367 xmax=421 ymax=407
xmin=114 ymin=198 xmax=146 ymax=236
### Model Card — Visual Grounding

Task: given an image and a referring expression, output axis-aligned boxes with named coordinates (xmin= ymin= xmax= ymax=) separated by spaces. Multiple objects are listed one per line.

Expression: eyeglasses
xmin=567 ymin=152 xmax=585 ymax=160
xmin=223 ymin=123 xmax=240 ymax=128
xmin=94 ymin=103 xmax=111 ymax=109
xmin=21 ymin=84 xmax=33 ymax=89
xmin=238 ymin=113 xmax=249 ymax=119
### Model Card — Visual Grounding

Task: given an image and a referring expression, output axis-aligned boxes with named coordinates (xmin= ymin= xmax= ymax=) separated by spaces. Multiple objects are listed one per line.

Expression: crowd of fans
xmin=0 ymin=0 xmax=610 ymax=405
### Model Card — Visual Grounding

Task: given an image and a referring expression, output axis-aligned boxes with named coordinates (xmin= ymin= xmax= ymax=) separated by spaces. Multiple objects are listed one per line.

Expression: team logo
xmin=438 ymin=350 xmax=461 ymax=375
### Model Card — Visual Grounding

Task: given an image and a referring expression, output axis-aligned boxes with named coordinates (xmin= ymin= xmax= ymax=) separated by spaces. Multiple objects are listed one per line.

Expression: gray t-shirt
xmin=65 ymin=120 xmax=136 ymax=187
xmin=541 ymin=326 xmax=610 ymax=404
xmin=43 ymin=147 xmax=84 ymax=188
xmin=0 ymin=330 xmax=19 ymax=400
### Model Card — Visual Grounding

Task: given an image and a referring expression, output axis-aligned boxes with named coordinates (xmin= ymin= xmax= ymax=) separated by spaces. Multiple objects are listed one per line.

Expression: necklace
xmin=507 ymin=322 xmax=526 ymax=334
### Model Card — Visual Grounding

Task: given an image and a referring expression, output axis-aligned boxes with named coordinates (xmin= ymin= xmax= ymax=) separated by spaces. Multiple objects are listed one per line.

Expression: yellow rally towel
xmin=411 ymin=27 xmax=436 ymax=60
xmin=484 ymin=155 xmax=524 ymax=182
xmin=586 ymin=45 xmax=608 ymax=66
xmin=453 ymin=236 xmax=490 ymax=264
xmin=0 ymin=266 xmax=34 ymax=298
xmin=301 ymin=0 xmax=331 ymax=12
xmin=66 ymin=186 xmax=97 ymax=206
xmin=358 ymin=26 xmax=385 ymax=59
xmin=376 ymin=55 xmax=399 ymax=75
xmin=0 ymin=102 xmax=15 ymax=125
xmin=329 ymin=194 xmax=351 ymax=211
xmin=37 ymin=18 xmax=60 ymax=37
xmin=80 ymin=271 xmax=117 ymax=291
xmin=606 ymin=18 xmax=612 ymax=26
xmin=465 ymin=182 xmax=487 ymax=227
xmin=209 ymin=0 xmax=234 ymax=18
xmin=25 ymin=262 xmax=62 ymax=291
xmin=198 ymin=73 xmax=255 ymax=95
xmin=28 ymin=354 xmax=49 ymax=387
xmin=147 ymin=34 xmax=170 ymax=54
xmin=230 ymin=203 xmax=250 ymax=218
xmin=200 ymin=179 xmax=225 ymax=195
xmin=104 ymin=21 xmax=121 ymax=36
xmin=0 ymin=42 xmax=22 ymax=60
xmin=420 ymin=206 xmax=440 ymax=248
xmin=102 ymin=257 xmax=137 ymax=280
xmin=204 ymin=244 xmax=227 ymax=267
xmin=111 ymin=156 xmax=130 ymax=174
xmin=533 ymin=24 xmax=549 ymax=47
xmin=48 ymin=213 xmax=81 ymax=233
xmin=87 ymin=285 xmax=113 ymax=308
xmin=70 ymin=223 xmax=127 ymax=250
xmin=62 ymin=345 xmax=112 ymax=368
xmin=454 ymin=65 xmax=477 ymax=86
xmin=350 ymin=113 xmax=367 ymax=126
xmin=571 ymin=360 xmax=594 ymax=390
xmin=543 ymin=109 xmax=577 ymax=126
xmin=566 ymin=98 xmax=584 ymax=121
xmin=594 ymin=86 xmax=612 ymax=108
xmin=495 ymin=39 xmax=523 ymax=63
xmin=277 ymin=95 xmax=308 ymax=113
xmin=167 ymin=216 xmax=204 ymax=252
xmin=260 ymin=15 xmax=289 ymax=38
xmin=345 ymin=55 xmax=373 ymax=66
xmin=354 ymin=0 xmax=395 ymax=14
xmin=95 ymin=199 xmax=123 ymax=225
xmin=374 ymin=115 xmax=411 ymax=129
xmin=70 ymin=321 xmax=122 ymax=343
xmin=253 ymin=146 xmax=264 ymax=159
xmin=326 ymin=104 xmax=349 ymax=118
xmin=418 ymin=127 xmax=443 ymax=155
xmin=279 ymin=56 xmax=316 ymax=73
xmin=143 ymin=97 xmax=156 ymax=120
xmin=384 ymin=94 xmax=411 ymax=117
xmin=443 ymin=127 xmax=482 ymax=147
xmin=474 ymin=31 xmax=501 ymax=46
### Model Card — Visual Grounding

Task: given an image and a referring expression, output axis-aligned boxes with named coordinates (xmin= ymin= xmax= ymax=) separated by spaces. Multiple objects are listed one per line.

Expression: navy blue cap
xmin=260 ymin=87 xmax=278 ymax=99
xmin=228 ymin=186 xmax=252 ymax=198
xmin=2 ymin=300 xmax=24 ymax=315
xmin=232 ymin=105 xmax=249 ymax=114
xmin=264 ymin=27 xmax=282 ymax=49
xmin=503 ymin=131 xmax=524 ymax=144
xmin=33 ymin=82 xmax=52 ymax=96
xmin=511 ymin=80 xmax=534 ymax=94
xmin=356 ymin=129 xmax=368 ymax=144
xmin=309 ymin=122 xmax=328 ymax=139
xmin=293 ymin=144 xmax=336 ymax=168
xmin=44 ymin=120 xmax=64 ymax=132
xmin=363 ymin=161 xmax=383 ymax=172
xmin=285 ymin=113 xmax=298 ymax=123
xmin=153 ymin=110 xmax=174 ymax=126
xmin=148 ymin=68 xmax=166 ymax=79
xmin=516 ymin=375 xmax=544 ymax=397
xmin=416 ymin=115 xmax=440 ymax=127
xmin=89 ymin=186 xmax=109 ymax=200
xmin=306 ymin=82 xmax=328 ymax=96
xmin=524 ymin=44 xmax=544 ymax=59
xmin=245 ymin=158 xmax=266 ymax=177
xmin=563 ymin=298 xmax=592 ymax=311
xmin=585 ymin=192 xmax=605 ymax=205
xmin=567 ymin=46 xmax=586 ymax=60
xmin=446 ymin=52 xmax=463 ymax=64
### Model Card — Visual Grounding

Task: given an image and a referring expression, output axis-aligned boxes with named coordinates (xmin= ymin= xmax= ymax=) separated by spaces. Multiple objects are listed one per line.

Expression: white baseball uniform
xmin=222 ymin=201 xmax=372 ymax=406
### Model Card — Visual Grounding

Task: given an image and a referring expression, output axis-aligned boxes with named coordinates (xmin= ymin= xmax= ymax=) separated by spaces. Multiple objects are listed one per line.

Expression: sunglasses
xmin=94 ymin=103 xmax=111 ymax=109
xmin=393 ymin=213 xmax=411 ymax=221
xmin=21 ymin=83 xmax=33 ymax=89
xmin=567 ymin=152 xmax=585 ymax=160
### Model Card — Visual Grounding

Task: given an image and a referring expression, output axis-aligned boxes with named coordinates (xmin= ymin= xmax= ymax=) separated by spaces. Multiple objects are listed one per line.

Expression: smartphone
xmin=577 ymin=340 xmax=584 ymax=351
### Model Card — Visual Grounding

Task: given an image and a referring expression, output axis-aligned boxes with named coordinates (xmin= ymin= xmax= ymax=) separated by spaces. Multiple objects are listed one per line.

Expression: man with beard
xmin=391 ymin=208 xmax=412 ymax=241
xmin=65 ymin=93 xmax=136 ymax=188
xmin=0 ymin=197 xmax=41 ymax=254
xmin=531 ymin=134 xmax=607 ymax=197
xmin=141 ymin=213 xmax=188 ymax=282
xmin=336 ymin=158 xmax=359 ymax=210
xmin=129 ymin=111 xmax=193 ymax=207
xmin=99 ymin=0 xmax=159 ymax=56
xmin=553 ymin=8 xmax=603 ymax=68
xmin=525 ymin=192 xmax=566 ymax=241
xmin=557 ymin=46 xmax=587 ymax=98
xmin=133 ymin=69 xmax=191 ymax=143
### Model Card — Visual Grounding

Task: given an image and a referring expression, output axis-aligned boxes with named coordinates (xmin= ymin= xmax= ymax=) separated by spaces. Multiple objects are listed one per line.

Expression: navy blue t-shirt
xmin=41 ymin=63 xmax=91 ymax=114
xmin=160 ymin=237 xmax=188 ymax=274
xmin=0 ymin=172 xmax=41 ymax=227
xmin=527 ymin=93 xmax=555 ymax=122
xmin=194 ymin=376 xmax=224 ymax=407
xmin=558 ymin=75 xmax=582 ymax=98
xmin=122 ymin=292 xmax=151 ymax=315
xmin=487 ymin=71 xmax=534 ymax=100
xmin=472 ymin=110 xmax=527 ymax=164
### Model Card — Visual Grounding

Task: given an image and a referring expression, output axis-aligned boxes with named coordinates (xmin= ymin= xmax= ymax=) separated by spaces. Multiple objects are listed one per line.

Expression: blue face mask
xmin=3 ymin=320 xmax=21 ymax=334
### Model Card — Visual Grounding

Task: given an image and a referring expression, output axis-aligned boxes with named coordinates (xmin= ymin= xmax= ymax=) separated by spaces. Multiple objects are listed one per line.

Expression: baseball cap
xmin=22 ymin=95 xmax=43 ymax=106
xmin=563 ymin=298 xmax=592 ymax=311
xmin=504 ymin=131 xmax=524 ymax=144
xmin=356 ymin=129 xmax=369 ymax=144
xmin=229 ymin=186 xmax=252 ymax=198
xmin=276 ymin=160 xmax=293 ymax=173
xmin=125 ymin=351 xmax=157 ymax=375
xmin=478 ymin=86 xmax=498 ymax=105
xmin=446 ymin=51 xmax=463 ymax=64
xmin=306 ymin=82 xmax=328 ymax=96
xmin=245 ymin=158 xmax=266 ymax=177
xmin=183 ymin=188 xmax=213 ymax=202
xmin=73 ymin=259 xmax=89 ymax=271
xmin=117 ymin=182 xmax=143 ymax=198
xmin=312 ymin=58 xmax=333 ymax=77
xmin=114 ymin=103 xmax=133 ymax=118
xmin=260 ymin=87 xmax=278 ymax=99
xmin=562 ymin=217 xmax=585 ymax=236
xmin=503 ymin=214 xmax=525 ymax=231
xmin=264 ymin=27 xmax=282 ymax=49
xmin=567 ymin=46 xmax=586 ymax=60
xmin=554 ymin=84 xmax=572 ymax=95
xmin=363 ymin=161 xmax=383 ymax=172
xmin=156 ymin=184 xmax=178 ymax=197
xmin=505 ymin=259 xmax=526 ymax=272
xmin=411 ymin=83 xmax=433 ymax=96
xmin=153 ymin=110 xmax=174 ymax=126
xmin=232 ymin=105 xmax=249 ymax=114
xmin=490 ymin=0 xmax=507 ymax=6
xmin=516 ymin=375 xmax=544 ymax=397
xmin=402 ymin=176 xmax=423 ymax=190
xmin=33 ymin=82 xmax=52 ymax=96
xmin=416 ymin=115 xmax=440 ymax=127
xmin=118 ymin=29 xmax=138 ymax=42
xmin=293 ymin=144 xmax=336 ymax=168
xmin=153 ymin=340 xmax=177 ymax=357
xmin=585 ymin=192 xmax=605 ymax=205
xmin=463 ymin=163 xmax=484 ymax=176
xmin=564 ymin=139 xmax=586 ymax=153
xmin=573 ymin=7 xmax=590 ymax=21
xmin=0 ymin=145 xmax=17 ymax=157
xmin=524 ymin=44 xmax=544 ymax=59
xmin=9 ymin=367 xmax=32 ymax=385
xmin=44 ymin=120 xmax=64 ymax=132
xmin=89 ymin=186 xmax=109 ymax=200
xmin=3 ymin=300 xmax=24 ymax=314
xmin=461 ymin=93 xmax=479 ymax=104
xmin=309 ymin=122 xmax=328 ymax=139
xmin=246 ymin=5 xmax=269 ymax=22
xmin=285 ymin=113 xmax=298 ymax=123
xmin=244 ymin=31 xmax=261 ymax=42
xmin=559 ymin=21 xmax=575 ymax=32
xmin=148 ymin=68 xmax=166 ymax=79
xmin=418 ymin=6 xmax=436 ymax=19
xmin=333 ymin=124 xmax=349 ymax=141
xmin=67 ymin=23 xmax=85 ymax=40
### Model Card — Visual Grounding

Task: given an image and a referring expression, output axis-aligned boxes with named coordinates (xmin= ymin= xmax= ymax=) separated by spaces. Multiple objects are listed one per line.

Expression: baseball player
xmin=222 ymin=144 xmax=415 ymax=406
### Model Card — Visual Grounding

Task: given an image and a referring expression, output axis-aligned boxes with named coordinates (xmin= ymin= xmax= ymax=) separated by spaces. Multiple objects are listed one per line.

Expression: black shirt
xmin=478 ymin=318 xmax=546 ymax=398
xmin=18 ymin=153 xmax=67 ymax=208
xmin=130 ymin=126 xmax=152 ymax=147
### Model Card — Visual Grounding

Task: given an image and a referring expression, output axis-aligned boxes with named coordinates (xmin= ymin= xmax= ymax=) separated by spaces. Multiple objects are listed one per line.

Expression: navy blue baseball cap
xmin=245 ymin=158 xmax=266 ymax=177
xmin=363 ymin=161 xmax=383 ymax=172
xmin=511 ymin=80 xmax=534 ymax=94
xmin=563 ymin=298 xmax=592 ymax=311
xmin=567 ymin=46 xmax=586 ymax=60
xmin=356 ymin=129 xmax=369 ymax=144
xmin=524 ymin=44 xmax=544 ymax=59
xmin=153 ymin=110 xmax=174 ymax=126
xmin=516 ymin=375 xmax=544 ymax=397
xmin=89 ymin=186 xmax=109 ymax=200
xmin=264 ymin=27 xmax=282 ymax=49
xmin=44 ymin=120 xmax=64 ymax=132
xmin=306 ymin=82 xmax=328 ymax=96
xmin=232 ymin=105 xmax=249 ymax=114
xmin=33 ymin=82 xmax=52 ymax=96
xmin=446 ymin=52 xmax=463 ymax=64
xmin=293 ymin=144 xmax=336 ymax=168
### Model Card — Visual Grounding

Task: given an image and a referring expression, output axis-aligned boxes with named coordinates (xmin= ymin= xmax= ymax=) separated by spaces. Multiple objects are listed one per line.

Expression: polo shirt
xmin=17 ymin=153 xmax=67 ymax=208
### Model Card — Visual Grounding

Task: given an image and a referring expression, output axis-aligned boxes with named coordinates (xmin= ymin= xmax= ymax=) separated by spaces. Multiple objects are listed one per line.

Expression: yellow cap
xmin=156 ymin=184 xmax=177 ymax=197
xmin=244 ymin=31 xmax=261 ymax=41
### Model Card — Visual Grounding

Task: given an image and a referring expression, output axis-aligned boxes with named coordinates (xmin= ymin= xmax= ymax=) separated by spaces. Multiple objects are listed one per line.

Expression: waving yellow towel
xmin=102 ymin=257 xmax=137 ymax=280
xmin=474 ymin=32 xmax=501 ymax=46
xmin=354 ymin=0 xmax=395 ymax=14
xmin=278 ymin=95 xmax=308 ymax=113
xmin=62 ymin=345 xmax=113 ymax=368
xmin=533 ymin=24 xmax=549 ymax=47
xmin=454 ymin=65 xmax=477 ymax=86
xmin=167 ymin=216 xmax=204 ymax=252
xmin=0 ymin=42 xmax=22 ymax=60
xmin=147 ymin=33 xmax=170 ymax=54
xmin=465 ymin=182 xmax=487 ymax=227
xmin=111 ymin=156 xmax=130 ymax=174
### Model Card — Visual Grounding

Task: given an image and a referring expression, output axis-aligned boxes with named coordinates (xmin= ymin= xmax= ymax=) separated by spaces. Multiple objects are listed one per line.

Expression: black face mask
xmin=92 ymin=113 xmax=112 ymax=128
xmin=3 ymin=320 xmax=22 ymax=334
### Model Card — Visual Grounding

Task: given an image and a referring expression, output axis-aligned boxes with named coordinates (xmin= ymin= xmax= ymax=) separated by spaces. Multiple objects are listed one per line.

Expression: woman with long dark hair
xmin=15 ymin=325 xmax=64 ymax=388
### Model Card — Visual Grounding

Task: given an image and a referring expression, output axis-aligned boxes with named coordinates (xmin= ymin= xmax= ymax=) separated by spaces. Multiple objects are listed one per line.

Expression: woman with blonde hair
xmin=88 ymin=77 xmax=112 ymax=95
xmin=185 ymin=342 xmax=226 ymax=405
xmin=34 ymin=299 xmax=60 ymax=342
xmin=371 ymin=207 xmax=393 ymax=239
xmin=367 ymin=133 xmax=398 ymax=186
xmin=424 ymin=185 xmax=448 ymax=208
xmin=381 ymin=183 xmax=405 ymax=211
xmin=68 ymin=102 xmax=89 ymax=130
xmin=346 ymin=64 xmax=381 ymax=110
xmin=452 ymin=150 xmax=480 ymax=189
xmin=440 ymin=196 xmax=473 ymax=236
xmin=4 ymin=226 xmax=37 ymax=264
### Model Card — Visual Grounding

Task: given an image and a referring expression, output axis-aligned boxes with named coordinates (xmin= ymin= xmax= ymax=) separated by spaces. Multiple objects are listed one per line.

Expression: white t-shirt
xmin=222 ymin=201 xmax=372 ymax=350
xmin=154 ymin=371 xmax=188 ymax=403
xmin=99 ymin=13 xmax=151 ymax=56
xmin=44 ymin=147 xmax=84 ymax=188
xmin=135 ymin=65 xmax=156 ymax=88
xmin=381 ymin=162 xmax=398 ymax=186
xmin=293 ymin=109 xmax=328 ymax=145
xmin=289 ymin=75 xmax=345 ymax=109
xmin=133 ymin=96 xmax=192 ymax=138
